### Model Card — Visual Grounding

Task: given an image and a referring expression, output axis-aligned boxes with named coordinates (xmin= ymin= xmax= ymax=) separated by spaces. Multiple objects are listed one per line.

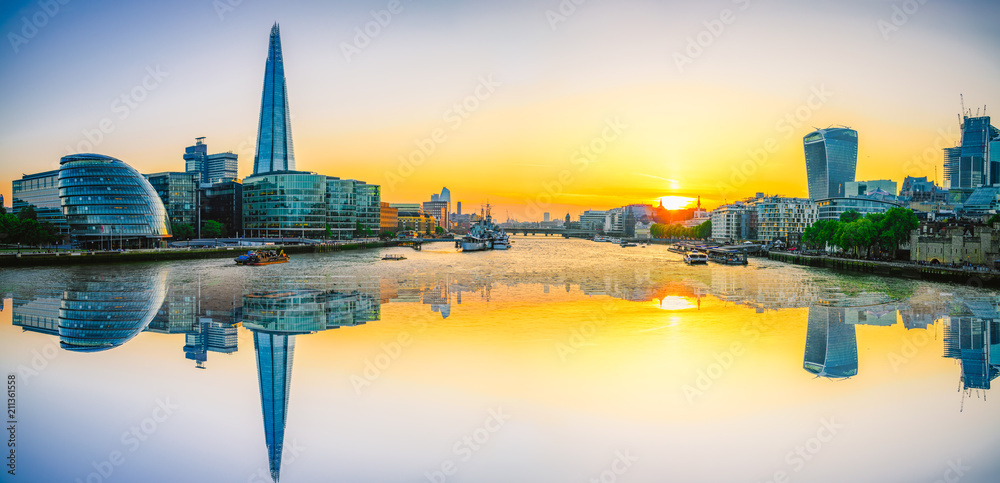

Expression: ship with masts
xmin=460 ymin=204 xmax=510 ymax=252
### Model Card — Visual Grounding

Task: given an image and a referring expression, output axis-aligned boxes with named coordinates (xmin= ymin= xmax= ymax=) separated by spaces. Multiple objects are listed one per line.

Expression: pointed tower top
xmin=254 ymin=22 xmax=295 ymax=175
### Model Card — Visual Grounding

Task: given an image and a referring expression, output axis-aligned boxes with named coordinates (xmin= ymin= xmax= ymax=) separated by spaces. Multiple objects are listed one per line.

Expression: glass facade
xmin=206 ymin=152 xmax=239 ymax=183
xmin=242 ymin=171 xmax=326 ymax=238
xmin=184 ymin=137 xmax=208 ymax=183
xmin=326 ymin=178 xmax=356 ymax=240
xmin=803 ymin=306 xmax=858 ymax=378
xmin=11 ymin=169 xmax=69 ymax=236
xmin=253 ymin=23 xmax=296 ymax=175
xmin=58 ymin=154 xmax=171 ymax=247
xmin=200 ymin=180 xmax=243 ymax=237
xmin=943 ymin=146 xmax=962 ymax=189
xmin=803 ymin=127 xmax=858 ymax=200
xmin=814 ymin=197 xmax=902 ymax=222
xmin=355 ymin=181 xmax=381 ymax=236
xmin=58 ymin=271 xmax=167 ymax=352
xmin=145 ymin=172 xmax=199 ymax=229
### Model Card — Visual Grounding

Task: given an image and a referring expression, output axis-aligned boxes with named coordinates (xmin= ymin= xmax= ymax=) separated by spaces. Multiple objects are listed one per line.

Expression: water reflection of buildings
xmin=803 ymin=306 xmax=858 ymax=379
xmin=241 ymin=283 xmax=381 ymax=482
xmin=12 ymin=271 xmax=167 ymax=352
xmin=942 ymin=300 xmax=1000 ymax=394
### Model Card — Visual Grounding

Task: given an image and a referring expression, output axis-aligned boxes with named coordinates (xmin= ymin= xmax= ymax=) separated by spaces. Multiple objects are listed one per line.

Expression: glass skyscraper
xmin=58 ymin=154 xmax=172 ymax=247
xmin=145 ymin=172 xmax=200 ymax=229
xmin=253 ymin=23 xmax=295 ymax=175
xmin=944 ymin=116 xmax=999 ymax=189
xmin=803 ymin=127 xmax=858 ymax=200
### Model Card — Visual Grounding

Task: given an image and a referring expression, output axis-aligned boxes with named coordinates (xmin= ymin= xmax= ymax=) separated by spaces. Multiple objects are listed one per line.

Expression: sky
xmin=1 ymin=0 xmax=999 ymax=220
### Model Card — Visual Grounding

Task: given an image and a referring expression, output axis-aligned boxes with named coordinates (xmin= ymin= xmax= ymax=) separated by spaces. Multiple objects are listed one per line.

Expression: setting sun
xmin=656 ymin=196 xmax=695 ymax=210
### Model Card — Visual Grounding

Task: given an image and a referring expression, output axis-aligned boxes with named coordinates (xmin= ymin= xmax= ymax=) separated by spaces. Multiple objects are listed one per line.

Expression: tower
xmin=253 ymin=23 xmax=296 ymax=175
xmin=803 ymin=127 xmax=858 ymax=200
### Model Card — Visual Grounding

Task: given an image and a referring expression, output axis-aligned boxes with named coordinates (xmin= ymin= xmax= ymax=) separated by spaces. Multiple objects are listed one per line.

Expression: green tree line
xmin=0 ymin=206 xmax=62 ymax=247
xmin=802 ymin=207 xmax=918 ymax=259
xmin=650 ymin=220 xmax=711 ymax=239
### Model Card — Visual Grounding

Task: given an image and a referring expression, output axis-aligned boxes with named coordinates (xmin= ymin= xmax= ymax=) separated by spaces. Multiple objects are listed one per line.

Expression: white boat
xmin=684 ymin=250 xmax=708 ymax=265
xmin=493 ymin=239 xmax=510 ymax=250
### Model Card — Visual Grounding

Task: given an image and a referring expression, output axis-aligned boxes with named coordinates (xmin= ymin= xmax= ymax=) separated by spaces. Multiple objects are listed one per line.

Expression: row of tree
xmin=0 ymin=206 xmax=63 ymax=247
xmin=170 ymin=220 xmax=226 ymax=240
xmin=650 ymin=220 xmax=712 ymax=239
xmin=801 ymin=207 xmax=919 ymax=259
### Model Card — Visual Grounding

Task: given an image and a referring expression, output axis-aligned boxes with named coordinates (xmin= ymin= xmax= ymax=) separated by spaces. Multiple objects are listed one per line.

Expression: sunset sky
xmin=1 ymin=0 xmax=999 ymax=220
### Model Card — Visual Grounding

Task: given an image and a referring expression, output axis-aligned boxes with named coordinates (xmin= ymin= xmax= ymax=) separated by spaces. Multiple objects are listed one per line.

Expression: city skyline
xmin=2 ymin=0 xmax=1000 ymax=220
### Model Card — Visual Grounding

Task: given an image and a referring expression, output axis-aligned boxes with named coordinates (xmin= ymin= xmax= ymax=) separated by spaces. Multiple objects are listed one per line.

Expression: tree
xmin=435 ymin=226 xmax=445 ymax=235
xmin=839 ymin=210 xmax=861 ymax=223
xmin=16 ymin=205 xmax=37 ymax=221
xmin=202 ymin=220 xmax=224 ymax=238
xmin=0 ymin=204 xmax=6 ymax=215
xmin=172 ymin=223 xmax=195 ymax=240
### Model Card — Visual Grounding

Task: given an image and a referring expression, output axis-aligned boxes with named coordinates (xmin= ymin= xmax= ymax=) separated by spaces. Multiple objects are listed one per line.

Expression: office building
xmin=243 ymin=171 xmax=328 ymax=238
xmin=253 ymin=23 xmax=296 ymax=175
xmin=803 ymin=127 xmax=858 ymax=200
xmin=184 ymin=137 xmax=240 ymax=184
xmin=145 ymin=172 xmax=200 ymax=229
xmin=844 ymin=179 xmax=897 ymax=198
xmin=900 ymin=176 xmax=947 ymax=203
xmin=325 ymin=178 xmax=357 ymax=240
xmin=355 ymin=182 xmax=381 ymax=236
xmin=11 ymin=170 xmax=69 ymax=236
xmin=579 ymin=210 xmax=606 ymax=231
xmin=755 ymin=196 xmax=817 ymax=242
xmin=200 ymin=180 xmax=243 ymax=237
xmin=422 ymin=200 xmax=449 ymax=230
xmin=380 ymin=202 xmax=398 ymax=233
xmin=711 ymin=201 xmax=757 ymax=241
xmin=943 ymin=146 xmax=962 ymax=189
xmin=814 ymin=197 xmax=902 ymax=222
xmin=943 ymin=116 xmax=1000 ymax=189
xmin=58 ymin=154 xmax=171 ymax=248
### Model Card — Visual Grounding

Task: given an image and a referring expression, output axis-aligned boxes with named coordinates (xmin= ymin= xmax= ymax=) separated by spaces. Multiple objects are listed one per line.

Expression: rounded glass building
xmin=58 ymin=153 xmax=171 ymax=248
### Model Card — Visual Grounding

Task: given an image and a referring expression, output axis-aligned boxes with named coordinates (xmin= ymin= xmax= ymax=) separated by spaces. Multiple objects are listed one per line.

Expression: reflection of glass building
xmin=58 ymin=272 xmax=167 ymax=352
xmin=803 ymin=127 xmax=858 ymax=200
xmin=943 ymin=300 xmax=1000 ymax=391
xmin=11 ymin=170 xmax=69 ymax=236
xmin=803 ymin=306 xmax=859 ymax=378
xmin=253 ymin=23 xmax=295 ymax=175
xmin=58 ymin=154 xmax=171 ymax=247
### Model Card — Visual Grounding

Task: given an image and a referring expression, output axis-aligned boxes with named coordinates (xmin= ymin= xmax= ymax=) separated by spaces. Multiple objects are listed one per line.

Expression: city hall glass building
xmin=58 ymin=154 xmax=171 ymax=248
xmin=803 ymin=127 xmax=858 ymax=200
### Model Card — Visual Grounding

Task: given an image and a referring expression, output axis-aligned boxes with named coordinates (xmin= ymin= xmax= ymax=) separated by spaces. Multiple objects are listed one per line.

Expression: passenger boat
xmin=382 ymin=254 xmax=407 ymax=261
xmin=493 ymin=238 xmax=510 ymax=250
xmin=684 ymin=250 xmax=708 ymax=265
xmin=620 ymin=241 xmax=637 ymax=247
xmin=235 ymin=249 xmax=289 ymax=266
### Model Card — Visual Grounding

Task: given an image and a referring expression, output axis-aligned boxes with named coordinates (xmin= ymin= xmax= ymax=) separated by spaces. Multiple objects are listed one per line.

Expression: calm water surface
xmin=1 ymin=237 xmax=998 ymax=482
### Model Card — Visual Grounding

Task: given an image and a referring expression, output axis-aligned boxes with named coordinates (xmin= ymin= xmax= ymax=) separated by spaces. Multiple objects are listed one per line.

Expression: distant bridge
xmin=506 ymin=228 xmax=601 ymax=238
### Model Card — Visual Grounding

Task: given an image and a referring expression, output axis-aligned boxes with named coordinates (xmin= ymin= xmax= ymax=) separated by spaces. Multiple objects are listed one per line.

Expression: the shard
xmin=253 ymin=23 xmax=296 ymax=175
xmin=253 ymin=331 xmax=295 ymax=482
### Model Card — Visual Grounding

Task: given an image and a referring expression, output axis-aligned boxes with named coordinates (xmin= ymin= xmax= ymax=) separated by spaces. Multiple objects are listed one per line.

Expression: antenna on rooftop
xmin=960 ymin=94 xmax=966 ymax=120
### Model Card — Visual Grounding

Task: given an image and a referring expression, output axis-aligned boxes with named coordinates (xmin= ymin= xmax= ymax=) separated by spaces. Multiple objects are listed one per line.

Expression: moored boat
xmin=235 ymin=249 xmax=289 ymax=266
xmin=684 ymin=250 xmax=708 ymax=265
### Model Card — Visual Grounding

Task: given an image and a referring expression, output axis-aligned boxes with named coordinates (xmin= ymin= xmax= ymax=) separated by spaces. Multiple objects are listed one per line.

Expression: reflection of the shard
xmin=242 ymin=277 xmax=381 ymax=483
xmin=11 ymin=269 xmax=167 ymax=352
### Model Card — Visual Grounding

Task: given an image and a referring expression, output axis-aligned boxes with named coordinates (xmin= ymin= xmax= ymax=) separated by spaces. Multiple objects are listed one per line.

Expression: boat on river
xmin=235 ymin=249 xmax=289 ymax=266
xmin=684 ymin=250 xmax=709 ymax=265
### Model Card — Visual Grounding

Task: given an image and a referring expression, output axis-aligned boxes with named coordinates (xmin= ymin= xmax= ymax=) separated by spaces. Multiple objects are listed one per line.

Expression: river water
xmin=1 ymin=237 xmax=997 ymax=482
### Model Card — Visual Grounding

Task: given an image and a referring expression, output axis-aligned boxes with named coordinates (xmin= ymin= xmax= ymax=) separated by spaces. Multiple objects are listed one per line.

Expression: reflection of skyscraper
xmin=803 ymin=127 xmax=858 ymax=200
xmin=254 ymin=331 xmax=295 ymax=482
xmin=803 ymin=306 xmax=858 ymax=378
xmin=253 ymin=23 xmax=296 ymax=175
xmin=943 ymin=304 xmax=999 ymax=391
